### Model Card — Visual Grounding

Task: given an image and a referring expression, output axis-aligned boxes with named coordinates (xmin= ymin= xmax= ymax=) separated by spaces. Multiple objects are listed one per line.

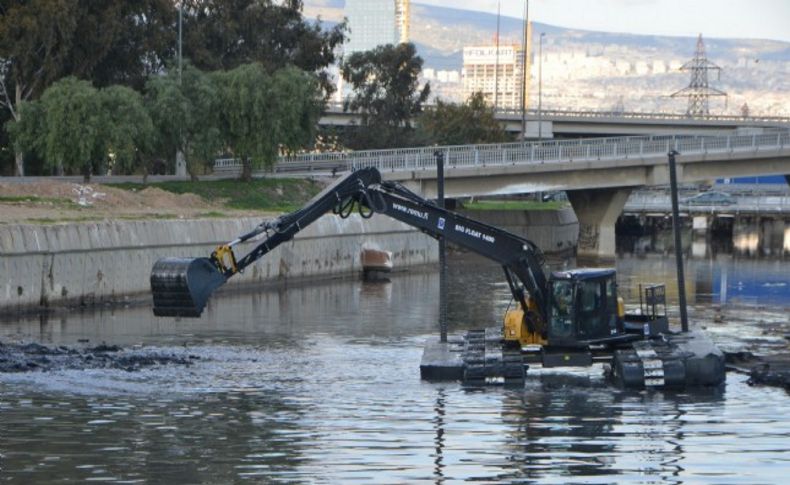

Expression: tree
xmin=0 ymin=0 xmax=176 ymax=175
xmin=145 ymin=63 xmax=222 ymax=180
xmin=181 ymin=0 xmax=345 ymax=98
xmin=419 ymin=93 xmax=510 ymax=146
xmin=98 ymin=85 xmax=155 ymax=180
xmin=214 ymin=63 xmax=322 ymax=181
xmin=38 ymin=77 xmax=103 ymax=180
xmin=341 ymin=43 xmax=430 ymax=149
xmin=9 ymin=80 xmax=158 ymax=181
xmin=1 ymin=0 xmax=76 ymax=176
xmin=5 ymin=97 xmax=45 ymax=166
xmin=269 ymin=67 xmax=324 ymax=153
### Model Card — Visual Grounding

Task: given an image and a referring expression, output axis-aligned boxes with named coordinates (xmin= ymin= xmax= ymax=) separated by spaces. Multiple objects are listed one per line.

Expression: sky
xmin=414 ymin=0 xmax=790 ymax=43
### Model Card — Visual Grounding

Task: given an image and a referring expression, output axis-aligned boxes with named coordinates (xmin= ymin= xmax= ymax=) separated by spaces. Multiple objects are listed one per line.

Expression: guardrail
xmin=323 ymin=102 xmax=790 ymax=124
xmin=624 ymin=195 xmax=790 ymax=214
xmin=215 ymin=129 xmax=790 ymax=176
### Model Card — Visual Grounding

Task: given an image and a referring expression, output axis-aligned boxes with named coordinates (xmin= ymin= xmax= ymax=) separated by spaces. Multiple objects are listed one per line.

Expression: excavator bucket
xmin=150 ymin=257 xmax=227 ymax=317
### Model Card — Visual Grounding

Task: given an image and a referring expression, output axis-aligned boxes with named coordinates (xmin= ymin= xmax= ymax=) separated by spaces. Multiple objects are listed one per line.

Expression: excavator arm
xmin=361 ymin=181 xmax=548 ymax=319
xmin=150 ymin=168 xmax=549 ymax=321
xmin=150 ymin=167 xmax=381 ymax=317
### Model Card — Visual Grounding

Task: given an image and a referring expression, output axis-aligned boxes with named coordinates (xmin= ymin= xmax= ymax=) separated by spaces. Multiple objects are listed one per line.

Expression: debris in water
xmin=725 ymin=350 xmax=790 ymax=390
xmin=0 ymin=340 xmax=198 ymax=373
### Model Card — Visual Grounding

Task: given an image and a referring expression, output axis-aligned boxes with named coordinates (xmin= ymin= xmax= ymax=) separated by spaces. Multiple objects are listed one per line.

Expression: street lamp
xmin=178 ymin=2 xmax=183 ymax=82
xmin=520 ymin=0 xmax=529 ymax=140
xmin=538 ymin=32 xmax=545 ymax=140
xmin=175 ymin=2 xmax=186 ymax=177
xmin=494 ymin=0 xmax=501 ymax=109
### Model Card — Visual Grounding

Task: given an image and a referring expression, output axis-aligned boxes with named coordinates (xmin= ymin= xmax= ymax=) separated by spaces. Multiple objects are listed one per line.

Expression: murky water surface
xmin=1 ymin=249 xmax=789 ymax=483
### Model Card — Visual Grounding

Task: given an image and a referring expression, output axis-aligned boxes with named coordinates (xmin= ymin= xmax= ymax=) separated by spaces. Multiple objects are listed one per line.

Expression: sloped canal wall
xmin=0 ymin=214 xmax=438 ymax=313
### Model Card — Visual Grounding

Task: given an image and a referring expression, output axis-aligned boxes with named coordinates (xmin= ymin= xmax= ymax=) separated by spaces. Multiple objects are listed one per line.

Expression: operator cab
xmin=547 ymin=268 xmax=624 ymax=347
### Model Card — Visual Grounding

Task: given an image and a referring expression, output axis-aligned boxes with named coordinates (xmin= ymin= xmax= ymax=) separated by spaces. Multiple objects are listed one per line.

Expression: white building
xmin=462 ymin=44 xmax=529 ymax=110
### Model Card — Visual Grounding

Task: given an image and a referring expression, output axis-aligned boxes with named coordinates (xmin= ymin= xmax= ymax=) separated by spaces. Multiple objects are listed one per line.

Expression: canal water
xmin=1 ymin=241 xmax=789 ymax=483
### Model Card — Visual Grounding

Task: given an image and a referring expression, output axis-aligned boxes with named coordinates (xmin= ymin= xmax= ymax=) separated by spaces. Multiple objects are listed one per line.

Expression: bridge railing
xmin=323 ymin=102 xmax=790 ymax=124
xmin=214 ymin=129 xmax=790 ymax=175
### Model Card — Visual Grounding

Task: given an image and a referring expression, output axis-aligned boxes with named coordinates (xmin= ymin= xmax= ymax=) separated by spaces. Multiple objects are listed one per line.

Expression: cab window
xmin=550 ymin=280 xmax=574 ymax=338
xmin=577 ymin=279 xmax=606 ymax=337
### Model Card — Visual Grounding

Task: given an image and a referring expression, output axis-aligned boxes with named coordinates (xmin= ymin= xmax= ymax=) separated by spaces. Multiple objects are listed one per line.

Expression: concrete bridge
xmin=321 ymin=103 xmax=790 ymax=138
xmin=215 ymin=129 xmax=790 ymax=259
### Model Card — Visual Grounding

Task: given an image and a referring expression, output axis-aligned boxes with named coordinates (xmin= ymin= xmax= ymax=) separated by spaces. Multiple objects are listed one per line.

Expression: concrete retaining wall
xmin=0 ymin=214 xmax=437 ymax=312
xmin=458 ymin=207 xmax=579 ymax=253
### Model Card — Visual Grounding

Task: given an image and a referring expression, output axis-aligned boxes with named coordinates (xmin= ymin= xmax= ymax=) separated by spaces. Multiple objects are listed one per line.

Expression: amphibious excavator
xmin=150 ymin=167 xmax=725 ymax=388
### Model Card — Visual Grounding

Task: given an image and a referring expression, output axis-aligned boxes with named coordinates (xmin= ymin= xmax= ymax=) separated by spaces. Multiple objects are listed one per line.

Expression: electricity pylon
xmin=671 ymin=34 xmax=726 ymax=117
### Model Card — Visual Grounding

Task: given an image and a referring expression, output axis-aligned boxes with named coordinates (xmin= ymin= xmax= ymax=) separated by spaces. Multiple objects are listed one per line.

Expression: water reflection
xmin=616 ymin=253 xmax=790 ymax=307
xmin=0 ymin=272 xmax=441 ymax=346
xmin=432 ymin=388 xmax=448 ymax=484
xmin=0 ymin=388 xmax=312 ymax=483
xmin=619 ymin=217 xmax=789 ymax=258
xmin=733 ymin=230 xmax=759 ymax=255
xmin=617 ymin=224 xmax=790 ymax=307
xmin=1 ymin=249 xmax=790 ymax=482
xmin=498 ymin=384 xmax=623 ymax=482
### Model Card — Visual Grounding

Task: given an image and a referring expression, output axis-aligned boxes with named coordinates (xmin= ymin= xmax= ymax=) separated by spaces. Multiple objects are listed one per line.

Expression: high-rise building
xmin=345 ymin=0 xmax=410 ymax=55
xmin=395 ymin=0 xmax=410 ymax=44
xmin=462 ymin=43 xmax=530 ymax=110
xmin=461 ymin=21 xmax=532 ymax=110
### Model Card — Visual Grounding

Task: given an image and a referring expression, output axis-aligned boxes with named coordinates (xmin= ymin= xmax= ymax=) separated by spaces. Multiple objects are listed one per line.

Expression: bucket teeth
xmin=150 ymin=257 xmax=227 ymax=317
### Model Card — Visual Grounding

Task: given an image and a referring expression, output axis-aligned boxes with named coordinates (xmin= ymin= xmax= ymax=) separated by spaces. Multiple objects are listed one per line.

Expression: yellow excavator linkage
xmin=211 ymin=245 xmax=238 ymax=275
xmin=503 ymin=297 xmax=547 ymax=346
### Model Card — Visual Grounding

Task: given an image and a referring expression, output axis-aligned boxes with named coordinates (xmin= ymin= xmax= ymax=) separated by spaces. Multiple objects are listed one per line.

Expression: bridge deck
xmin=215 ymin=129 xmax=790 ymax=191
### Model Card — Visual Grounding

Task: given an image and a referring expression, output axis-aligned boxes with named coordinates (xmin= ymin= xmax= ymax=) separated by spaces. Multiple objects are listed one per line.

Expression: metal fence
xmin=323 ymin=102 xmax=790 ymax=124
xmin=215 ymin=129 xmax=790 ymax=176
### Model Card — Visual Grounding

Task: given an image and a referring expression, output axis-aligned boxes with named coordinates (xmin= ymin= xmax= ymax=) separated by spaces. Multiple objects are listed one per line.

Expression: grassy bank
xmin=462 ymin=200 xmax=568 ymax=211
xmin=109 ymin=178 xmax=324 ymax=212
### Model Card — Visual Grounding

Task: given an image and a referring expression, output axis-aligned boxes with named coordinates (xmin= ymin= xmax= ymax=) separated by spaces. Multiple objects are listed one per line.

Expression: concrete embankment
xmin=459 ymin=207 xmax=579 ymax=254
xmin=0 ymin=214 xmax=437 ymax=314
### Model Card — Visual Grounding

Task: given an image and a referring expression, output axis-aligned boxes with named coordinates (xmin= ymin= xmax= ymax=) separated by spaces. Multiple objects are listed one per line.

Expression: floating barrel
xmin=612 ymin=347 xmax=686 ymax=388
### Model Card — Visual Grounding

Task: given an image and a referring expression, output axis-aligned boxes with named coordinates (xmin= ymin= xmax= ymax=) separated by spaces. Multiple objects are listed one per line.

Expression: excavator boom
xmin=150 ymin=167 xmax=547 ymax=319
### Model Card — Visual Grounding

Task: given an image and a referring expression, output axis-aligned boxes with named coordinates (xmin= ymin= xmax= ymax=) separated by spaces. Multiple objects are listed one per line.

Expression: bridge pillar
xmin=567 ymin=188 xmax=632 ymax=259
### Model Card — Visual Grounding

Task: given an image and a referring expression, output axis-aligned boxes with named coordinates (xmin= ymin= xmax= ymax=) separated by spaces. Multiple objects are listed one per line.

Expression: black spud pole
xmin=436 ymin=150 xmax=448 ymax=342
xmin=668 ymin=150 xmax=689 ymax=332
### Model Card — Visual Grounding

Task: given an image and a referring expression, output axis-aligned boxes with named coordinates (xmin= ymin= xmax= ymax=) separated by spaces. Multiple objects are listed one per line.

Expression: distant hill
xmin=303 ymin=1 xmax=790 ymax=115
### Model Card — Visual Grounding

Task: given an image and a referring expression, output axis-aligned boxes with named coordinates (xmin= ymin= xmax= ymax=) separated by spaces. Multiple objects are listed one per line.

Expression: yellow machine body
xmin=503 ymin=297 xmax=547 ymax=346
xmin=504 ymin=295 xmax=625 ymax=347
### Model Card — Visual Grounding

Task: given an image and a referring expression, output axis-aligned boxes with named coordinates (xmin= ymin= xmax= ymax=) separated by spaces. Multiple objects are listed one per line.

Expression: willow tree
xmin=145 ymin=63 xmax=222 ymax=180
xmin=38 ymin=77 xmax=103 ymax=180
xmin=99 ymin=85 xmax=155 ymax=180
xmin=214 ymin=63 xmax=322 ymax=181
xmin=5 ymin=98 xmax=45 ymax=169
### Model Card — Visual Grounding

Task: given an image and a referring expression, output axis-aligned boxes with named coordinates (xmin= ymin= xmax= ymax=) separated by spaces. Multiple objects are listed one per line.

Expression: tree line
xmin=9 ymin=64 xmax=321 ymax=181
xmin=0 ymin=1 xmax=508 ymax=178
